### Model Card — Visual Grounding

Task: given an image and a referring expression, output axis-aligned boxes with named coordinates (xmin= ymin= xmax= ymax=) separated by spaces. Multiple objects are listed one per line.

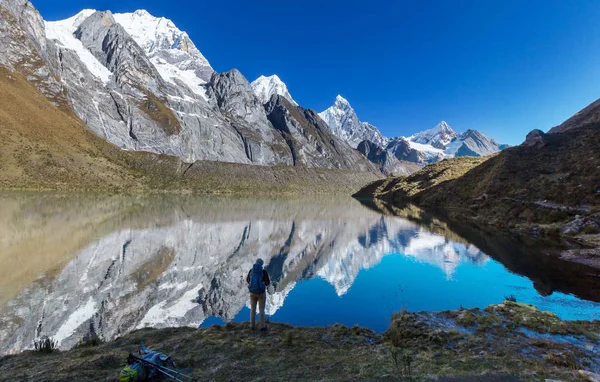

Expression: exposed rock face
xmin=264 ymin=95 xmax=378 ymax=170
xmin=386 ymin=137 xmax=427 ymax=163
xmin=0 ymin=0 xmax=65 ymax=104
xmin=522 ymin=129 xmax=546 ymax=147
xmin=208 ymin=70 xmax=292 ymax=165
xmin=318 ymin=95 xmax=389 ymax=149
xmin=75 ymin=11 xmax=165 ymax=92
xmin=357 ymin=140 xmax=420 ymax=176
xmin=453 ymin=129 xmax=504 ymax=157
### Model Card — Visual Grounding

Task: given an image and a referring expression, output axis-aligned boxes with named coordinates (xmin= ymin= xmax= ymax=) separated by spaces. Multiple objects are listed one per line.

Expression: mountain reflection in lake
xmin=1 ymin=192 xmax=599 ymax=355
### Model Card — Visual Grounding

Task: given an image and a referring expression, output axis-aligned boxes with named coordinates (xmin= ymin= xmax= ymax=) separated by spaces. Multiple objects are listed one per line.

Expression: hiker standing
xmin=246 ymin=258 xmax=270 ymax=330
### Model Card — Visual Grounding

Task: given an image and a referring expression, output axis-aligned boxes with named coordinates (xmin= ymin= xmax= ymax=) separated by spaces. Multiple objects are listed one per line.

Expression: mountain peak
xmin=319 ymin=95 xmax=388 ymax=149
xmin=334 ymin=94 xmax=350 ymax=107
xmin=133 ymin=9 xmax=151 ymax=16
xmin=408 ymin=121 xmax=457 ymax=149
xmin=251 ymin=74 xmax=297 ymax=105
xmin=432 ymin=121 xmax=455 ymax=134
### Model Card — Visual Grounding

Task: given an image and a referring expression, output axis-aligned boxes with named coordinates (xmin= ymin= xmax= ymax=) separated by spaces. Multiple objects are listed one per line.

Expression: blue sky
xmin=35 ymin=0 xmax=600 ymax=145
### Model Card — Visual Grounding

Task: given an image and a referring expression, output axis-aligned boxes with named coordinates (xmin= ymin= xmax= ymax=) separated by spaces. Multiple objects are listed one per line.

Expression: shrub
xmin=77 ymin=334 xmax=102 ymax=348
xmin=504 ymin=294 xmax=517 ymax=303
xmin=34 ymin=336 xmax=58 ymax=353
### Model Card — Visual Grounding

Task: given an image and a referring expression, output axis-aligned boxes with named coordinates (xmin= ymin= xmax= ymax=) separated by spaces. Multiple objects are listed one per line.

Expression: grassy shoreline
xmin=1 ymin=302 xmax=598 ymax=381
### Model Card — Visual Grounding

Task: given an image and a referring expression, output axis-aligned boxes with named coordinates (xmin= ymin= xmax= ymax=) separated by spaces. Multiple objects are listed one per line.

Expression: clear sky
xmin=35 ymin=0 xmax=600 ymax=145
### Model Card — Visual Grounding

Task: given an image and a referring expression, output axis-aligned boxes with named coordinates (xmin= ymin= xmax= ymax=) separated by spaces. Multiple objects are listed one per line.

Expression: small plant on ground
xmin=505 ymin=294 xmax=517 ymax=303
xmin=34 ymin=336 xmax=58 ymax=353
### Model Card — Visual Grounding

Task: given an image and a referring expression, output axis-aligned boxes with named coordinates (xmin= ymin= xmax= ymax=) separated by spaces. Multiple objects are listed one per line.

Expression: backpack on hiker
xmin=248 ymin=263 xmax=266 ymax=294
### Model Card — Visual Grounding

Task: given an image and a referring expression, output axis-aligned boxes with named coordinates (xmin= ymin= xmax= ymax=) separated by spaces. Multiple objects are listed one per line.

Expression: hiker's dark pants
xmin=250 ymin=292 xmax=266 ymax=328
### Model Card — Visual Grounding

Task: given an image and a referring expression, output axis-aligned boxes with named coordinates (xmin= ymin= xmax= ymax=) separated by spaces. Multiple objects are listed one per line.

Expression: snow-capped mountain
xmin=251 ymin=75 xmax=297 ymax=105
xmin=318 ymin=95 xmax=389 ymax=149
xmin=113 ymin=9 xmax=214 ymax=93
xmin=408 ymin=121 xmax=457 ymax=149
xmin=0 ymin=0 xmax=377 ymax=173
xmin=392 ymin=122 xmax=505 ymax=164
xmin=318 ymin=96 xmax=505 ymax=167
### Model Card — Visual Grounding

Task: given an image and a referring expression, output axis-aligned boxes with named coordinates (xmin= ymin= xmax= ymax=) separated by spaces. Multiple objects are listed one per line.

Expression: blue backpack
xmin=248 ymin=264 xmax=266 ymax=294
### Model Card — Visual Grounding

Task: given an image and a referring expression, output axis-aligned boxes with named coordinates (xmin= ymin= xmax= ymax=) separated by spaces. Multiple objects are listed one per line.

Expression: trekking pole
xmin=155 ymin=367 xmax=183 ymax=382
xmin=136 ymin=359 xmax=182 ymax=382
xmin=132 ymin=355 xmax=193 ymax=380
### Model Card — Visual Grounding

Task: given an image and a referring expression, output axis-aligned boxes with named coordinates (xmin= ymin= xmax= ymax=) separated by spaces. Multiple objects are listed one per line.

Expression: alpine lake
xmin=1 ymin=192 xmax=599 ymax=355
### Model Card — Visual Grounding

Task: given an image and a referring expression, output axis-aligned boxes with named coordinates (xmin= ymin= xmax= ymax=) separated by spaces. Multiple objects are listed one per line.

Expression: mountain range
xmin=252 ymin=76 xmax=506 ymax=172
xmin=0 ymin=0 xmax=506 ymax=186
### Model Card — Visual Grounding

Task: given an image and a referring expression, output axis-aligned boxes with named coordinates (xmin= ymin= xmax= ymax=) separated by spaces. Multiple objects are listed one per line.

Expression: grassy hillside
xmin=354 ymin=156 xmax=490 ymax=201
xmin=0 ymin=68 xmax=380 ymax=194
xmin=416 ymin=124 xmax=600 ymax=228
xmin=0 ymin=67 xmax=142 ymax=190
xmin=1 ymin=302 xmax=598 ymax=381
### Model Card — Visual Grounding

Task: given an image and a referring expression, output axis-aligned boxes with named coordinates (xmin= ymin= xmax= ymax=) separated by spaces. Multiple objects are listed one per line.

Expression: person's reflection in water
xmin=246 ymin=258 xmax=271 ymax=331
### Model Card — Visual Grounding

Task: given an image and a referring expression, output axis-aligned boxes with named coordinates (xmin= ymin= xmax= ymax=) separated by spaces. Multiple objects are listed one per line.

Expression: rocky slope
xmin=356 ymin=140 xmax=421 ymax=176
xmin=264 ymin=95 xmax=378 ymax=170
xmin=1 ymin=302 xmax=598 ymax=381
xmin=548 ymin=97 xmax=600 ymax=134
xmin=1 ymin=0 xmax=378 ymax=175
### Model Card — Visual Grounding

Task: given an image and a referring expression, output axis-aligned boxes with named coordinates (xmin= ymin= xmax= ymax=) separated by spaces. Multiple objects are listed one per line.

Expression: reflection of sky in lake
xmin=203 ymin=254 xmax=600 ymax=333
